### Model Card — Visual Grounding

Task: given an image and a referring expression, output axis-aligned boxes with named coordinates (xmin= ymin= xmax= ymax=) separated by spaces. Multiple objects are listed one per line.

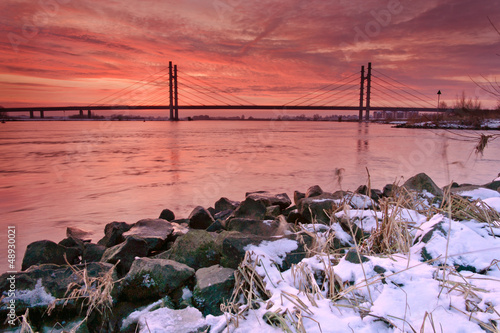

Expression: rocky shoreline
xmin=393 ymin=119 xmax=500 ymax=130
xmin=1 ymin=173 xmax=500 ymax=332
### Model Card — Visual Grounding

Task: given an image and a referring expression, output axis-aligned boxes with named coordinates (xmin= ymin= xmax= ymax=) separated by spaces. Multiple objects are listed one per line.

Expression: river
xmin=1 ymin=120 xmax=499 ymax=273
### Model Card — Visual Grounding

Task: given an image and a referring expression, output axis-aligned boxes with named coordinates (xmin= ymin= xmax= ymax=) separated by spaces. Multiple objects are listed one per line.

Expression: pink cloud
xmin=0 ymin=0 xmax=499 ymax=108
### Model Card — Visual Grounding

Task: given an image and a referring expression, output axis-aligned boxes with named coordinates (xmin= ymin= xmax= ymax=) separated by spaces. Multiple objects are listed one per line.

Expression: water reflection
xmin=357 ymin=122 xmax=369 ymax=153
xmin=1 ymin=121 xmax=499 ymax=273
xmin=168 ymin=124 xmax=181 ymax=184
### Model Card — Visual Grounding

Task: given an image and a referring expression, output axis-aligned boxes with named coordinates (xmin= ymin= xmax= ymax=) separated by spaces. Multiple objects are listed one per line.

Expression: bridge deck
xmin=1 ymin=105 xmax=441 ymax=112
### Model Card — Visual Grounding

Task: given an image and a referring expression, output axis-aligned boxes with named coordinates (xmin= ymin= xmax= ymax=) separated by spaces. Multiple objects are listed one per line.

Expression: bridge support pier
xmin=40 ymin=111 xmax=44 ymax=119
xmin=88 ymin=110 xmax=92 ymax=118
xmin=359 ymin=65 xmax=365 ymax=122
xmin=79 ymin=109 xmax=83 ymax=117
xmin=365 ymin=62 xmax=372 ymax=121
xmin=169 ymin=61 xmax=174 ymax=121
xmin=174 ymin=65 xmax=179 ymax=120
xmin=30 ymin=111 xmax=34 ymax=119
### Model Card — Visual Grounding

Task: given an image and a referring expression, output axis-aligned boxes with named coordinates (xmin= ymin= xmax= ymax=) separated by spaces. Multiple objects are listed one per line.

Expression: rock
xmin=159 ymin=208 xmax=175 ymax=221
xmin=245 ymin=191 xmax=292 ymax=210
xmin=208 ymin=207 xmax=216 ymax=217
xmin=22 ymin=240 xmax=80 ymax=271
xmin=356 ymin=185 xmax=382 ymax=202
xmin=123 ymin=218 xmax=186 ymax=254
xmin=88 ymin=301 xmax=138 ymax=333
xmin=214 ymin=209 xmax=233 ymax=222
xmin=0 ymin=262 xmax=117 ymax=324
xmin=296 ymin=194 xmax=340 ymax=224
xmin=206 ymin=220 xmax=224 ymax=232
xmin=403 ymin=173 xmax=443 ymax=197
xmin=220 ymin=233 xmax=313 ymax=270
xmin=58 ymin=237 xmax=85 ymax=255
xmin=338 ymin=215 xmax=370 ymax=243
xmin=133 ymin=306 xmax=209 ymax=333
xmin=382 ymin=184 xmax=397 ymax=197
xmin=66 ymin=227 xmax=93 ymax=242
xmin=155 ymin=230 xmax=222 ymax=270
xmin=98 ymin=221 xmax=133 ymax=248
xmin=193 ymin=265 xmax=235 ymax=316
xmin=293 ymin=190 xmax=306 ymax=205
xmin=265 ymin=205 xmax=281 ymax=219
xmin=306 ymin=185 xmax=323 ymax=198
xmin=282 ymin=205 xmax=298 ymax=217
xmin=101 ymin=236 xmax=149 ymax=276
xmin=345 ymin=249 xmax=370 ymax=264
xmin=225 ymin=217 xmax=289 ymax=237
xmin=286 ymin=210 xmax=309 ymax=224
xmin=345 ymin=192 xmax=374 ymax=209
xmin=83 ymin=243 xmax=106 ymax=263
xmin=229 ymin=197 xmax=267 ymax=221
xmin=188 ymin=206 xmax=215 ymax=230
xmin=119 ymin=258 xmax=195 ymax=302
xmin=483 ymin=180 xmax=500 ymax=192
xmin=214 ymin=197 xmax=240 ymax=213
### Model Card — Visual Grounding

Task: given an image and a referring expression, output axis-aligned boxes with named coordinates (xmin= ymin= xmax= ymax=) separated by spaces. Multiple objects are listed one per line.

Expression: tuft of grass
xmin=221 ymin=251 xmax=272 ymax=329
xmin=46 ymin=259 xmax=119 ymax=332
xmin=362 ymin=197 xmax=414 ymax=255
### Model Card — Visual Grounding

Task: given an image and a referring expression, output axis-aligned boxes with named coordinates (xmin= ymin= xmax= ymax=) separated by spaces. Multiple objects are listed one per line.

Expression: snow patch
xmin=457 ymin=188 xmax=500 ymax=201
xmin=2 ymin=279 xmax=55 ymax=307
xmin=244 ymin=238 xmax=298 ymax=266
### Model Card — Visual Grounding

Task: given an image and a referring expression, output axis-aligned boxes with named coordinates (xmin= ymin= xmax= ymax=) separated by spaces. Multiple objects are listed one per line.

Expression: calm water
xmin=1 ymin=120 xmax=499 ymax=273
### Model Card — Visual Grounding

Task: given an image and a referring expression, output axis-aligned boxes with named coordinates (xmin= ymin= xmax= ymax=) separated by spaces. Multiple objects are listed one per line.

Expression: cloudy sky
xmin=1 ymin=0 xmax=499 ymax=111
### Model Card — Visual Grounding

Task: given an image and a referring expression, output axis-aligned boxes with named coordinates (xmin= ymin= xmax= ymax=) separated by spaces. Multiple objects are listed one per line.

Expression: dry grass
xmin=45 ymin=260 xmax=119 ymax=332
xmin=221 ymin=251 xmax=272 ymax=329
xmin=436 ymin=266 xmax=500 ymax=333
xmin=221 ymin=183 xmax=500 ymax=332
xmin=362 ymin=197 xmax=414 ymax=255
xmin=439 ymin=193 xmax=500 ymax=237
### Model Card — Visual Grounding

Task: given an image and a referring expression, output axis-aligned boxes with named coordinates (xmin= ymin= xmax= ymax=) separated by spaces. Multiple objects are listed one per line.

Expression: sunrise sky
xmin=1 ymin=0 xmax=500 ymax=112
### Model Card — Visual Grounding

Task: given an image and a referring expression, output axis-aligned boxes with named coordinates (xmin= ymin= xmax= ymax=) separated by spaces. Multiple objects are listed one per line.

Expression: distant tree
xmin=439 ymin=101 xmax=448 ymax=110
xmin=453 ymin=91 xmax=482 ymax=115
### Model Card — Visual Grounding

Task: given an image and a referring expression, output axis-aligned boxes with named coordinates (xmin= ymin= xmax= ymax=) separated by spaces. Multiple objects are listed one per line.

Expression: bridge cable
xmin=90 ymin=67 xmax=171 ymax=106
xmin=313 ymin=79 xmax=360 ymax=106
xmin=371 ymin=71 xmax=436 ymax=108
xmin=371 ymin=76 xmax=434 ymax=109
xmin=296 ymin=74 xmax=359 ymax=106
xmin=176 ymin=78 xmax=235 ymax=106
xmin=178 ymin=69 xmax=256 ymax=106
xmin=370 ymin=86 xmax=416 ymax=108
xmin=316 ymin=80 xmax=361 ymax=107
xmin=283 ymin=71 xmax=359 ymax=106
xmin=372 ymin=68 xmax=434 ymax=102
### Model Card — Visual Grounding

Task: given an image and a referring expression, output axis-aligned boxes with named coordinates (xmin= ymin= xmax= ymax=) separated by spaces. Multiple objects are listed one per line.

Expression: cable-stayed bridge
xmin=2 ymin=62 xmax=442 ymax=121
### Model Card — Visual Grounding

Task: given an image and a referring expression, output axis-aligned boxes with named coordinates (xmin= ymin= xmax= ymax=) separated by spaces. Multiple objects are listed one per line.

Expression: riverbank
xmin=391 ymin=119 xmax=500 ymax=130
xmin=1 ymin=173 xmax=500 ymax=332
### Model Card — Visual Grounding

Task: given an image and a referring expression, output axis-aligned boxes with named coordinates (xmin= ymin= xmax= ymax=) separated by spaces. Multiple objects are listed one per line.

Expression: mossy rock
xmin=155 ymin=230 xmax=224 ymax=270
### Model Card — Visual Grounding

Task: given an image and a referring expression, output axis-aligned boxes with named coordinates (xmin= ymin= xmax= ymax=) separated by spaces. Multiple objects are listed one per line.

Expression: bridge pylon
xmin=359 ymin=65 xmax=365 ymax=122
xmin=358 ymin=62 xmax=372 ymax=122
